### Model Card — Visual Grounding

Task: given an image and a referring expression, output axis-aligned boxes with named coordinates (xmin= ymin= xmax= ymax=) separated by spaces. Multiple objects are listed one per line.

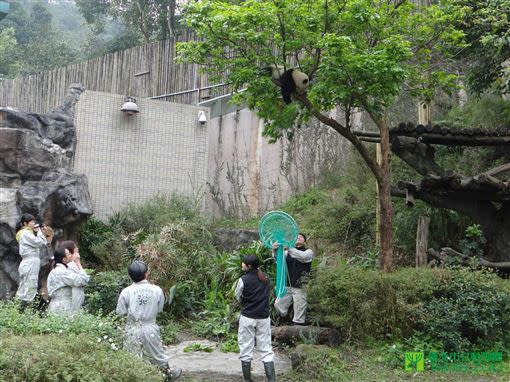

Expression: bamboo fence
xmin=0 ymin=30 xmax=226 ymax=113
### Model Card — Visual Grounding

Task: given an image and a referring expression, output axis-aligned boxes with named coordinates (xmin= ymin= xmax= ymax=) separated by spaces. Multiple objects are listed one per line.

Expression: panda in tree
xmin=267 ymin=64 xmax=310 ymax=104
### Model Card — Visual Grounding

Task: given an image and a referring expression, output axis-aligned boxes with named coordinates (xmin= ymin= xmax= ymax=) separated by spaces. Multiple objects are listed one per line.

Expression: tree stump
xmin=271 ymin=326 xmax=341 ymax=347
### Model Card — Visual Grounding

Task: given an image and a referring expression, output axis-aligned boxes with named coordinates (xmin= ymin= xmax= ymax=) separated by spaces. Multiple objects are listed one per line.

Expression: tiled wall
xmin=73 ymin=91 xmax=209 ymax=220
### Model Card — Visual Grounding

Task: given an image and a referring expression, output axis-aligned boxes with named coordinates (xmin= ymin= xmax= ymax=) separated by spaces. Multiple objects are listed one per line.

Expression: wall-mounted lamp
xmin=198 ymin=110 xmax=207 ymax=125
xmin=121 ymin=97 xmax=139 ymax=115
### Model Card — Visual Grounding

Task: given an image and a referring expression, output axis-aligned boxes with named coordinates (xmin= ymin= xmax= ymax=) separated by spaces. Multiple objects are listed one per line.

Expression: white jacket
xmin=47 ymin=263 xmax=89 ymax=315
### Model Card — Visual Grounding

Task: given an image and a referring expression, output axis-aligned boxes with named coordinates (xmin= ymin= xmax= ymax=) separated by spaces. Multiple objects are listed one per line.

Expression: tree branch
xmin=296 ymin=94 xmax=383 ymax=184
xmin=397 ymin=182 xmax=497 ymax=227
xmin=484 ymin=161 xmax=510 ymax=178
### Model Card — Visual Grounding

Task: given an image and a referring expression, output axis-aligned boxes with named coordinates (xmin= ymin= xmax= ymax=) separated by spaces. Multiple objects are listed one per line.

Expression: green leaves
xmin=0 ymin=27 xmax=19 ymax=78
xmin=179 ymin=0 xmax=465 ymax=140
xmin=454 ymin=0 xmax=510 ymax=93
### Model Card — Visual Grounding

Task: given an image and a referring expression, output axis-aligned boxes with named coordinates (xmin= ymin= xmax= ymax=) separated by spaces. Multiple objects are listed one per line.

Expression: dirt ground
xmin=166 ymin=339 xmax=291 ymax=382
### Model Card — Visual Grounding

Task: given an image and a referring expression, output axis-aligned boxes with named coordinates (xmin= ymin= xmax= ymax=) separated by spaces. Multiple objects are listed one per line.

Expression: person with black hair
xmin=235 ymin=255 xmax=275 ymax=382
xmin=59 ymin=241 xmax=87 ymax=314
xmin=47 ymin=247 xmax=90 ymax=315
xmin=273 ymin=233 xmax=314 ymax=325
xmin=15 ymin=213 xmax=48 ymax=308
xmin=116 ymin=261 xmax=182 ymax=381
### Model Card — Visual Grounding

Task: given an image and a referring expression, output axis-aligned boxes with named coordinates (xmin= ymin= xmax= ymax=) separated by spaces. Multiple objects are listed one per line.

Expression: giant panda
xmin=267 ymin=64 xmax=310 ymax=104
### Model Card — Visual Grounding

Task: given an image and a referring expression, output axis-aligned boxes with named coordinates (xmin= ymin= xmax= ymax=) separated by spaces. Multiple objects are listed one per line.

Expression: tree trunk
xmin=296 ymin=96 xmax=393 ymax=271
xmin=416 ymin=216 xmax=430 ymax=267
xmin=480 ymin=205 xmax=510 ymax=262
xmin=377 ymin=119 xmax=393 ymax=271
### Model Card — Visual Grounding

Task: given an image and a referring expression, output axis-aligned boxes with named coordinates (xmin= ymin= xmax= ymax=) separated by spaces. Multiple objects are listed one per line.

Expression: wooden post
xmin=416 ymin=216 xmax=430 ymax=267
xmin=418 ymin=101 xmax=431 ymax=125
xmin=415 ymin=101 xmax=431 ymax=268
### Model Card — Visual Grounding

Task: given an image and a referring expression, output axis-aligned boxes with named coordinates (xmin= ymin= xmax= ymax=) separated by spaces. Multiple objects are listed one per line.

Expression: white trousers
xmin=274 ymin=287 xmax=307 ymax=324
xmin=16 ymin=256 xmax=41 ymax=302
xmin=124 ymin=322 xmax=170 ymax=368
xmin=238 ymin=315 xmax=274 ymax=363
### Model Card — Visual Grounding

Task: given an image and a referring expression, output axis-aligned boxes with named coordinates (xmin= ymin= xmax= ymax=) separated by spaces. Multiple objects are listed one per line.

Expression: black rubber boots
xmin=264 ymin=362 xmax=276 ymax=381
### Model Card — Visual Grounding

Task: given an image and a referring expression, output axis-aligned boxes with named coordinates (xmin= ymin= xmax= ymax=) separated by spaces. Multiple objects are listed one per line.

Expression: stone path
xmin=166 ymin=340 xmax=292 ymax=381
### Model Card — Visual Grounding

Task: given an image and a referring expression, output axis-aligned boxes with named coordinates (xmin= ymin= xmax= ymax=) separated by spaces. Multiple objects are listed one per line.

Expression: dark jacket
xmin=286 ymin=245 xmax=312 ymax=288
xmin=240 ymin=270 xmax=270 ymax=319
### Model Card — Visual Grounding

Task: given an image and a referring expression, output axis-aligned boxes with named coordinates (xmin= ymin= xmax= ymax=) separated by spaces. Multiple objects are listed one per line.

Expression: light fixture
xmin=198 ymin=110 xmax=207 ymax=125
xmin=121 ymin=96 xmax=139 ymax=115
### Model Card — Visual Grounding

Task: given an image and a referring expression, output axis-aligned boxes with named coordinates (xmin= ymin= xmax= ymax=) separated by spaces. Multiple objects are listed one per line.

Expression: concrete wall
xmin=205 ymin=108 xmax=351 ymax=218
xmin=73 ymin=91 xmax=352 ymax=220
xmin=73 ymin=91 xmax=209 ymax=220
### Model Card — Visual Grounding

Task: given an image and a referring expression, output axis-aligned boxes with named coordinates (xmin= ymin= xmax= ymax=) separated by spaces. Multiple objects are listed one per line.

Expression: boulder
xmin=17 ymin=169 xmax=93 ymax=227
xmin=0 ymin=222 xmax=20 ymax=298
xmin=0 ymin=128 xmax=70 ymax=180
xmin=0 ymin=188 xmax=19 ymax=229
xmin=0 ymin=83 xmax=92 ymax=300
xmin=213 ymin=228 xmax=260 ymax=251
xmin=0 ymin=173 xmax=21 ymax=188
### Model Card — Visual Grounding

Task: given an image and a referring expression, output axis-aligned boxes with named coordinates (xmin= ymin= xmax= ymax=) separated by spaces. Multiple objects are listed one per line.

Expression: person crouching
xmin=235 ymin=255 xmax=276 ymax=382
xmin=116 ymin=260 xmax=182 ymax=381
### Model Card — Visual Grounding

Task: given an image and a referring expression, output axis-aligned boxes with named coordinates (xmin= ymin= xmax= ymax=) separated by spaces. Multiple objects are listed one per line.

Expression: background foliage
xmin=308 ymin=265 xmax=510 ymax=352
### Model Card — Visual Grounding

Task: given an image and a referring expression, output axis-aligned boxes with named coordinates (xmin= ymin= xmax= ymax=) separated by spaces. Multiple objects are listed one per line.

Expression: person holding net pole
xmin=272 ymin=233 xmax=314 ymax=326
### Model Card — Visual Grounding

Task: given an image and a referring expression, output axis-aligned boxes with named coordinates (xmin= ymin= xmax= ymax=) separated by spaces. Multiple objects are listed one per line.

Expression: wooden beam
xmin=353 ymin=131 xmax=510 ymax=146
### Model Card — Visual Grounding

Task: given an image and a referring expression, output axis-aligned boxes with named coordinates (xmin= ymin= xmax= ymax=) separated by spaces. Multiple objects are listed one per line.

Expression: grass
xmin=282 ymin=345 xmax=510 ymax=382
xmin=174 ymin=344 xmax=510 ymax=381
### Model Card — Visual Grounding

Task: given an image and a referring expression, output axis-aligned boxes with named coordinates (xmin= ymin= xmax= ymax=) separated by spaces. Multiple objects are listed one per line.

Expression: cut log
xmin=271 ymin=325 xmax=341 ymax=347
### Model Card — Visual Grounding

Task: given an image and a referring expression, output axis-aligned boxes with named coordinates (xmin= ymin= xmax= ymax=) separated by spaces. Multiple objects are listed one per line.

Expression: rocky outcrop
xmin=0 ymin=84 xmax=92 ymax=300
xmin=213 ymin=228 xmax=260 ymax=252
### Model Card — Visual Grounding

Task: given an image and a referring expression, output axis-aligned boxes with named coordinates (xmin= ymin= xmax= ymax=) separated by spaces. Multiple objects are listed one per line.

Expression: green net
xmin=258 ymin=211 xmax=299 ymax=298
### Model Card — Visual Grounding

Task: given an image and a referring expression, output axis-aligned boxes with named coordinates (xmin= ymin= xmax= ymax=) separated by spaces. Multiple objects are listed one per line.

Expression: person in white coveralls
xmin=47 ymin=247 xmax=90 ymax=315
xmin=15 ymin=213 xmax=48 ymax=310
xmin=59 ymin=240 xmax=87 ymax=314
xmin=116 ymin=260 xmax=182 ymax=381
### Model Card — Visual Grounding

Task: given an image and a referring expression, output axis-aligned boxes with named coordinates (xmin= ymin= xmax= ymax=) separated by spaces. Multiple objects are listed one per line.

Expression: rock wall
xmin=0 ymin=84 xmax=93 ymax=300
xmin=213 ymin=228 xmax=260 ymax=252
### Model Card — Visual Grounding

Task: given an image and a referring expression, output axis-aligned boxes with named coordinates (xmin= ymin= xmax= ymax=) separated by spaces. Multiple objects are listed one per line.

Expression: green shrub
xmin=85 ymin=271 xmax=132 ymax=315
xmin=111 ymin=193 xmax=202 ymax=235
xmin=219 ymin=333 xmax=240 ymax=353
xmin=77 ymin=194 xmax=204 ymax=271
xmin=77 ymin=218 xmax=113 ymax=267
xmin=136 ymin=220 xmax=219 ymax=317
xmin=282 ymin=183 xmax=376 ymax=251
xmin=421 ymin=268 xmax=510 ymax=351
xmin=459 ymin=224 xmax=487 ymax=258
xmin=285 ymin=345 xmax=346 ymax=381
xmin=0 ymin=334 xmax=164 ymax=382
xmin=160 ymin=321 xmax=181 ymax=345
xmin=183 ymin=343 xmax=214 ymax=353
xmin=0 ymin=301 xmax=123 ymax=346
xmin=308 ymin=265 xmax=510 ymax=351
